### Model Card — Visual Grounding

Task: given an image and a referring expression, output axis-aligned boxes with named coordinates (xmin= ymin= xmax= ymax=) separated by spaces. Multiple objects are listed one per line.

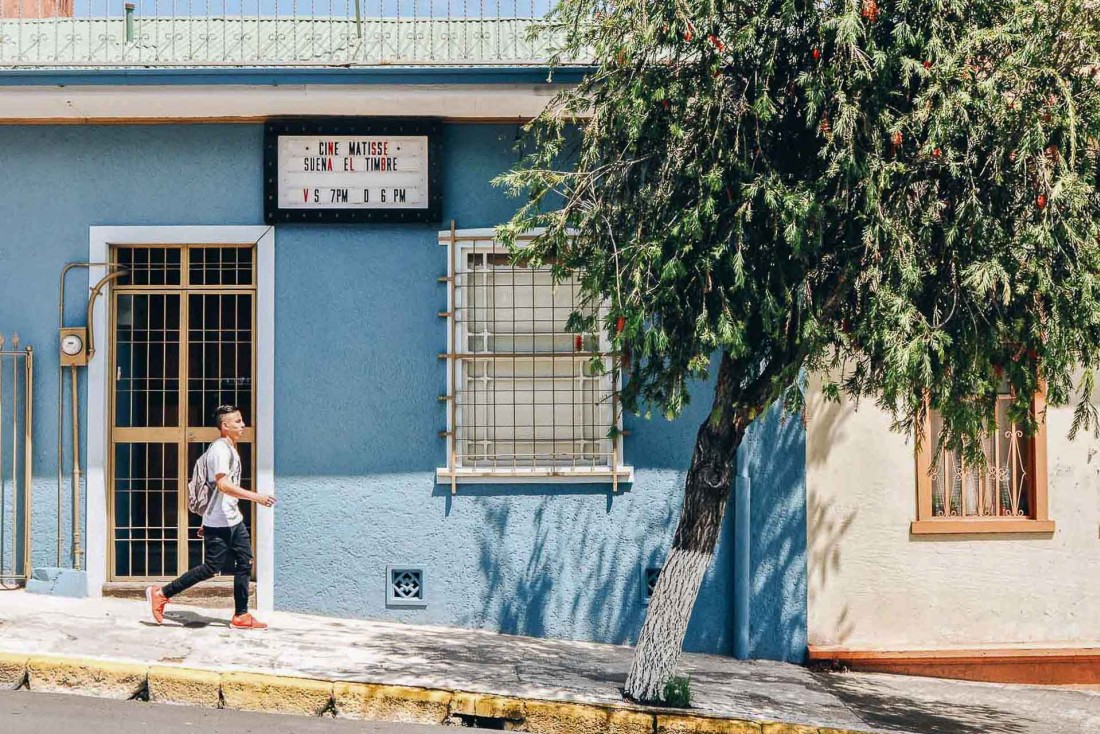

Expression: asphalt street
xmin=0 ymin=689 xmax=491 ymax=733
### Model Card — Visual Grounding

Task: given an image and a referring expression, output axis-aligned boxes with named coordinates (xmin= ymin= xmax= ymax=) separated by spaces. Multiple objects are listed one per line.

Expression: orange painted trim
xmin=1032 ymin=383 xmax=1050 ymax=522
xmin=915 ymin=401 xmax=933 ymax=521
xmin=807 ymin=645 xmax=1100 ymax=684
xmin=914 ymin=382 xmax=1050 ymax=528
xmin=910 ymin=518 xmax=1054 ymax=535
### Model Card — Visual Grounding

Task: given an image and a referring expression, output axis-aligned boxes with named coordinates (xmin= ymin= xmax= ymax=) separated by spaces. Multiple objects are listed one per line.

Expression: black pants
xmin=162 ymin=522 xmax=252 ymax=616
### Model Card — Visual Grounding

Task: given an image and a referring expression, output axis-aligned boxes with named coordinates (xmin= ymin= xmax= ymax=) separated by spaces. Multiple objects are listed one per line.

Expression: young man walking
xmin=146 ymin=405 xmax=276 ymax=629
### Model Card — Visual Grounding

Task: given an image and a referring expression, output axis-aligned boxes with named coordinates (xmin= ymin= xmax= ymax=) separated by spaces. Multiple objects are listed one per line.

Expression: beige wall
xmin=806 ymin=375 xmax=1100 ymax=649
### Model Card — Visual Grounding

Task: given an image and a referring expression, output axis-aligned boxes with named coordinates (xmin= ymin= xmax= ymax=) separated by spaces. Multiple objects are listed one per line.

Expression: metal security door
xmin=109 ymin=245 xmax=256 ymax=581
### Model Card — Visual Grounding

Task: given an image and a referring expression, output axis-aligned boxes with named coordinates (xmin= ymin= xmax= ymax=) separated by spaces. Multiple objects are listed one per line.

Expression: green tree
xmin=497 ymin=0 xmax=1100 ymax=702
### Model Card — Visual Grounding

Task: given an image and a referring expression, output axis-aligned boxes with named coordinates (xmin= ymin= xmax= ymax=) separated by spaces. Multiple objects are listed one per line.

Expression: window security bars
xmin=0 ymin=0 xmax=568 ymax=67
xmin=438 ymin=228 xmax=631 ymax=491
xmin=929 ymin=394 xmax=1035 ymax=519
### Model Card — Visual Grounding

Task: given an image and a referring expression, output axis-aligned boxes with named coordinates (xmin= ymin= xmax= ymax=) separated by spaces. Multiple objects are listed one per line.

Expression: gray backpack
xmin=186 ymin=444 xmax=215 ymax=516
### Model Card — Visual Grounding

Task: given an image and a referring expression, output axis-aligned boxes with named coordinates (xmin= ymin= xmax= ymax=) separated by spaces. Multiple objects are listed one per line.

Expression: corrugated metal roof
xmin=0 ymin=16 xmax=574 ymax=66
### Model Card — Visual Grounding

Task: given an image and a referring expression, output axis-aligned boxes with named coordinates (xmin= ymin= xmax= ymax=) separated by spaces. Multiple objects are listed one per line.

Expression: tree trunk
xmin=624 ymin=353 xmax=747 ymax=703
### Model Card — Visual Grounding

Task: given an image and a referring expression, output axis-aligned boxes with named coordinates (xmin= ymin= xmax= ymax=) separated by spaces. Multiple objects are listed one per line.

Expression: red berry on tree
xmin=1037 ymin=194 xmax=1048 ymax=209
xmin=812 ymin=48 xmax=821 ymax=61
xmin=616 ymin=316 xmax=626 ymax=333
xmin=684 ymin=30 xmax=693 ymax=42
xmin=932 ymin=148 xmax=942 ymax=158
xmin=575 ymin=335 xmax=584 ymax=351
xmin=891 ymin=131 xmax=903 ymax=146
xmin=923 ymin=60 xmax=932 ymax=69
xmin=708 ymin=34 xmax=725 ymax=52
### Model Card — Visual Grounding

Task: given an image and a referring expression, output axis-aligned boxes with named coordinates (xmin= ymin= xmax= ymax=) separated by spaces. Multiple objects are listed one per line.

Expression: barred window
xmin=912 ymin=383 xmax=1052 ymax=534
xmin=437 ymin=228 xmax=633 ymax=490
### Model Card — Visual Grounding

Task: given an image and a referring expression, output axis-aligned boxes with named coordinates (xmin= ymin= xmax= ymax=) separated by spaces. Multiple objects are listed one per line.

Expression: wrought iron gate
xmin=0 ymin=334 xmax=33 ymax=586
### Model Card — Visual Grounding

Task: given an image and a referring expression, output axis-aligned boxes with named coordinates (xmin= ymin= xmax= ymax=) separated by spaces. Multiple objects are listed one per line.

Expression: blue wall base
xmin=26 ymin=568 xmax=88 ymax=598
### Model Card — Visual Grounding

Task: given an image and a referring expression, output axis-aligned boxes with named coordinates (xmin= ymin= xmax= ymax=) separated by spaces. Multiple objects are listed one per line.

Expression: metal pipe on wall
xmin=24 ymin=346 xmax=33 ymax=580
xmin=12 ymin=338 xmax=19 ymax=577
xmin=57 ymin=261 xmax=122 ymax=570
xmin=1 ymin=334 xmax=6 ymax=576
xmin=69 ymin=364 xmax=81 ymax=571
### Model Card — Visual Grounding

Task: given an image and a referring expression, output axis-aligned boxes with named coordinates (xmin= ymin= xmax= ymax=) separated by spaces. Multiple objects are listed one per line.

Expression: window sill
xmin=436 ymin=466 xmax=635 ymax=485
xmin=910 ymin=519 xmax=1055 ymax=535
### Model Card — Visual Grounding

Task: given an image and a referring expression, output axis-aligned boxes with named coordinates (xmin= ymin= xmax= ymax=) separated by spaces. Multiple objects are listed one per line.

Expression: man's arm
xmin=215 ymin=474 xmax=276 ymax=508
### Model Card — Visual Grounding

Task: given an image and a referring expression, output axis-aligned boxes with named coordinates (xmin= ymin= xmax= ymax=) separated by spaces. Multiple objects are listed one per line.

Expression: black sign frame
xmin=264 ymin=117 xmax=443 ymax=224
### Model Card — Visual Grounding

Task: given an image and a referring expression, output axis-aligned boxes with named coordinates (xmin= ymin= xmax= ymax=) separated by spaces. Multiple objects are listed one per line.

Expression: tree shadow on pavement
xmin=812 ymin=672 xmax=1033 ymax=734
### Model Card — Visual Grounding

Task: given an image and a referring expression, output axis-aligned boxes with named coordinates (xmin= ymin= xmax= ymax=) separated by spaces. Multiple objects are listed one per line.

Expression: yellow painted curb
xmin=761 ymin=723 xmax=831 ymax=734
xmin=221 ymin=671 xmax=333 ymax=716
xmin=451 ymin=691 xmax=527 ymax=721
xmin=148 ymin=665 xmax=221 ymax=708
xmin=27 ymin=655 xmax=148 ymax=700
xmin=6 ymin=653 xmax=878 ymax=734
xmin=657 ymin=713 xmax=764 ymax=734
xmin=525 ymin=699 xmax=654 ymax=734
xmin=0 ymin=652 xmax=28 ymax=690
xmin=334 ymin=681 xmax=452 ymax=724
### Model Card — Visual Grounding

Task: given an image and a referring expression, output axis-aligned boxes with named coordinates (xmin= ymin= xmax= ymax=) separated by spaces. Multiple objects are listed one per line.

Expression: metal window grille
xmin=439 ymin=228 xmax=631 ymax=491
xmin=929 ymin=392 xmax=1036 ymax=519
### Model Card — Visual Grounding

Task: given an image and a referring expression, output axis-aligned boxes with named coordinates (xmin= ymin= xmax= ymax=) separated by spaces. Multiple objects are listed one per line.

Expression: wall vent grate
xmin=642 ymin=565 xmax=662 ymax=604
xmin=387 ymin=566 xmax=427 ymax=608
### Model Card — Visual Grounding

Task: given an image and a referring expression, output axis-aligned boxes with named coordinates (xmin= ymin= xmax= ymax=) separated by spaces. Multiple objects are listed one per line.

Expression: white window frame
xmin=436 ymin=227 xmax=634 ymax=489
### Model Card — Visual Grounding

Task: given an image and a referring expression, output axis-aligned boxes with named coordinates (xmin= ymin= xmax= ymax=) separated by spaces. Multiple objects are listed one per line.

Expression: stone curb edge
xmin=0 ymin=651 xmax=875 ymax=734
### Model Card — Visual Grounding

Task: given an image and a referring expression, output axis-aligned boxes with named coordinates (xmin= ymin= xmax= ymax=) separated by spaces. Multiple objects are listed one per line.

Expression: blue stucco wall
xmin=0 ymin=123 xmax=805 ymax=658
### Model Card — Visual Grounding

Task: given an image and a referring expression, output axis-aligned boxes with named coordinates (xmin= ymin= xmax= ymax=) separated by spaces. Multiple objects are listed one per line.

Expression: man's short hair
xmin=213 ymin=404 xmax=241 ymax=428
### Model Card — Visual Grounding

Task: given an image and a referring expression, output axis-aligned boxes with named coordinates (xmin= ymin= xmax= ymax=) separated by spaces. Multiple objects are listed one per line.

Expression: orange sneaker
xmin=230 ymin=613 xmax=268 ymax=630
xmin=146 ymin=586 xmax=168 ymax=624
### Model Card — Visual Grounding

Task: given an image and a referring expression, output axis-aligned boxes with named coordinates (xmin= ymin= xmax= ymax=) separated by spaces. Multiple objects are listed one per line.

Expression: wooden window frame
xmin=912 ymin=385 xmax=1053 ymax=535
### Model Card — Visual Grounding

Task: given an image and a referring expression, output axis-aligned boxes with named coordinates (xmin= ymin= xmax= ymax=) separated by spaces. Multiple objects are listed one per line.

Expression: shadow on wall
xmin=451 ymin=390 xmax=808 ymax=662
xmin=442 ymin=480 xmax=690 ymax=651
xmin=742 ymin=401 xmax=810 ymax=663
xmin=804 ymin=389 xmax=857 ymax=646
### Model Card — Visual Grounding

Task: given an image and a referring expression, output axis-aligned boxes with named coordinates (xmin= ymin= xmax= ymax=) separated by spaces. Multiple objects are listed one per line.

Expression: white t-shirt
xmin=201 ymin=438 xmax=243 ymax=528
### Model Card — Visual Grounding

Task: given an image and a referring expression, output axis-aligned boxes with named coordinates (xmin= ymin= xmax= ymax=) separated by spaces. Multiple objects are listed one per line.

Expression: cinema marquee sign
xmin=264 ymin=118 xmax=442 ymax=223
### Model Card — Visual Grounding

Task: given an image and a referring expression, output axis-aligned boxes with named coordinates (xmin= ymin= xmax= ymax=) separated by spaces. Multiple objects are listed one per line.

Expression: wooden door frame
xmin=87 ymin=226 xmax=276 ymax=612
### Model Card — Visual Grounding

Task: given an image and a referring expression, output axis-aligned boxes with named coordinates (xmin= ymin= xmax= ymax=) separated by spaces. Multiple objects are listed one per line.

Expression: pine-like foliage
xmin=498 ymin=0 xmax=1100 ymax=460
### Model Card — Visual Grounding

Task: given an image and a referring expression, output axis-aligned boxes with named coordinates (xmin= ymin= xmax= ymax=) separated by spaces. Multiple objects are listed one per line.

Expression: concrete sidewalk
xmin=0 ymin=591 xmax=1096 ymax=733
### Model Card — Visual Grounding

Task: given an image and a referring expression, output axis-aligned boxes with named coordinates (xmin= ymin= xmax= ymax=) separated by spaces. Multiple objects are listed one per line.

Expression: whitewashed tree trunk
xmin=624 ymin=354 xmax=746 ymax=703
